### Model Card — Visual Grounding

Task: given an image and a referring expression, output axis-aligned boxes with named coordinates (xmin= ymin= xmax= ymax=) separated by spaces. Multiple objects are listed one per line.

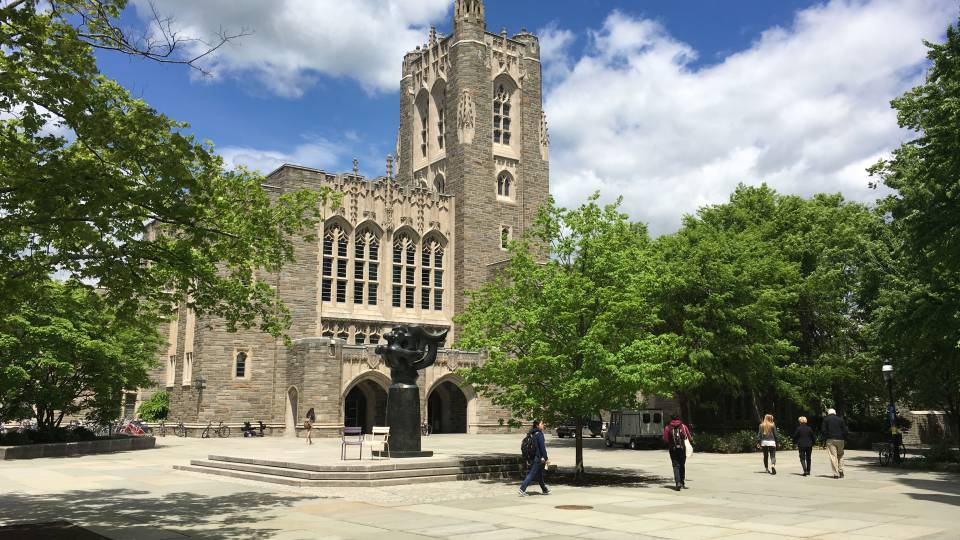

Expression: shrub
xmin=694 ymin=433 xmax=725 ymax=453
xmin=776 ymin=430 xmax=796 ymax=451
xmin=695 ymin=430 xmax=760 ymax=453
xmin=0 ymin=426 xmax=99 ymax=446
xmin=137 ymin=391 xmax=169 ymax=422
xmin=727 ymin=430 xmax=758 ymax=453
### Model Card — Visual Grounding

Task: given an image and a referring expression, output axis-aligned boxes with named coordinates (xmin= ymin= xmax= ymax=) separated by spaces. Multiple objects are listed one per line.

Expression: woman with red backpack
xmin=662 ymin=414 xmax=694 ymax=491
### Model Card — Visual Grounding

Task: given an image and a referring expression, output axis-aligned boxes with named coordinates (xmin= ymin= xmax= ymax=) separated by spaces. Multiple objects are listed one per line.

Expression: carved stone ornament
xmin=457 ymin=89 xmax=476 ymax=145
xmin=365 ymin=350 xmax=381 ymax=370
xmin=539 ymin=110 xmax=550 ymax=161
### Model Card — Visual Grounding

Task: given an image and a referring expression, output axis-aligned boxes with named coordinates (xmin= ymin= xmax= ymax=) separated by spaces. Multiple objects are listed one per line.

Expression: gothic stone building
xmin=141 ymin=0 xmax=550 ymax=436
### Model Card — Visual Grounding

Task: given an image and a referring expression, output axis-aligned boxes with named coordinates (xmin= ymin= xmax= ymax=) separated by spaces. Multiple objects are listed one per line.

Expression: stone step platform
xmin=174 ymin=454 xmax=527 ymax=487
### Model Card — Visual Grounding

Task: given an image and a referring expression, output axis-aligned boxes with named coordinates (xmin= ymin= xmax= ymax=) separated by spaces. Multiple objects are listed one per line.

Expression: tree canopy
xmin=0 ymin=279 xmax=162 ymax=428
xmin=457 ymin=195 xmax=696 ymax=474
xmin=1 ymin=0 xmax=329 ymax=336
xmin=869 ymin=18 xmax=960 ymax=438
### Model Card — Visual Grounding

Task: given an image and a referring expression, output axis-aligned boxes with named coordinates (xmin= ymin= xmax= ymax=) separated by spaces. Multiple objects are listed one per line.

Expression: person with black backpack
xmin=518 ymin=420 xmax=550 ymax=496
xmin=662 ymin=414 xmax=693 ymax=491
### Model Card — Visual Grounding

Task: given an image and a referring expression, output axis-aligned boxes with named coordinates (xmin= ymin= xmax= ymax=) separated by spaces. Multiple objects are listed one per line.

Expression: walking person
xmin=793 ymin=416 xmax=815 ymax=476
xmin=662 ymin=414 xmax=693 ymax=491
xmin=518 ymin=420 xmax=550 ymax=496
xmin=758 ymin=414 xmax=779 ymax=474
xmin=822 ymin=408 xmax=849 ymax=478
xmin=304 ymin=407 xmax=316 ymax=445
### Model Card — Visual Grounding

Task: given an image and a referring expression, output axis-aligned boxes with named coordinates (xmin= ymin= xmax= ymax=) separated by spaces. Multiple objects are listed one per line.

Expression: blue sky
xmin=97 ymin=0 xmax=957 ymax=234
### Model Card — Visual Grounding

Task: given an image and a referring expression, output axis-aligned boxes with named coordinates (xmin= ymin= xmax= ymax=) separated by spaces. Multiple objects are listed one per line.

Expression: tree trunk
xmin=574 ymin=417 xmax=585 ymax=478
xmin=678 ymin=391 xmax=691 ymax=424
xmin=750 ymin=391 xmax=762 ymax=423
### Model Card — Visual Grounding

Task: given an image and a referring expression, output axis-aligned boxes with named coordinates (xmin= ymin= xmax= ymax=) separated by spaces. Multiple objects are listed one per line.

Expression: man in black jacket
xmin=821 ymin=408 xmax=849 ymax=478
xmin=518 ymin=420 xmax=550 ymax=496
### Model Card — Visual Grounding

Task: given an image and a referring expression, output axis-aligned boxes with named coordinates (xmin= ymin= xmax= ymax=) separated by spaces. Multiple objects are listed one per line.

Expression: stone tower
xmin=398 ymin=0 xmax=550 ymax=323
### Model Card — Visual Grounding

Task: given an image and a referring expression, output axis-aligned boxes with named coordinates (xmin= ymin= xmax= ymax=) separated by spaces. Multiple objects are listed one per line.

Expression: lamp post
xmin=193 ymin=375 xmax=206 ymax=415
xmin=881 ymin=362 xmax=896 ymax=435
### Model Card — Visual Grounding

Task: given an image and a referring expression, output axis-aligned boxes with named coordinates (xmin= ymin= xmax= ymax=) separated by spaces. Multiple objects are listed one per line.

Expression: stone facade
xmin=140 ymin=0 xmax=547 ymax=437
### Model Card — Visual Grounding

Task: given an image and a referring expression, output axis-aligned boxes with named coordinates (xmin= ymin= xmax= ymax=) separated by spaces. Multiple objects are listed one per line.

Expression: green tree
xmin=0 ymin=280 xmax=163 ymax=428
xmin=655 ymin=190 xmax=797 ymax=422
xmin=869 ymin=19 xmax=960 ymax=438
xmin=657 ymin=185 xmax=885 ymax=422
xmin=457 ymin=195 xmax=696 ymax=476
xmin=1 ymin=0 xmax=330 ymax=336
xmin=137 ymin=391 xmax=169 ymax=422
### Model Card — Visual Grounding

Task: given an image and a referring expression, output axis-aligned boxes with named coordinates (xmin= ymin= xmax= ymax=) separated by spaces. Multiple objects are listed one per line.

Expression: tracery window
xmin=437 ymin=102 xmax=445 ymax=150
xmin=421 ymin=238 xmax=444 ymax=311
xmin=497 ymin=171 xmax=512 ymax=198
xmin=434 ymin=174 xmax=445 ymax=194
xmin=353 ymin=229 xmax=380 ymax=306
xmin=322 ymin=225 xmax=349 ymax=303
xmin=355 ymin=330 xmax=366 ymax=345
xmin=392 ymin=233 xmax=417 ymax=309
xmin=501 ymin=226 xmax=511 ymax=249
xmin=493 ymin=84 xmax=511 ymax=145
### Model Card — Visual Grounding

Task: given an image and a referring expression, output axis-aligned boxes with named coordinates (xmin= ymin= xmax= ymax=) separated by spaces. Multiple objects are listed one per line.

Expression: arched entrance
xmin=343 ymin=379 xmax=387 ymax=434
xmin=427 ymin=381 xmax=468 ymax=433
xmin=285 ymin=387 xmax=298 ymax=437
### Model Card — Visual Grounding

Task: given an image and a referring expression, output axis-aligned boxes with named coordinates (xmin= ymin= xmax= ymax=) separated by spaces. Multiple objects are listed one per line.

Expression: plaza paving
xmin=0 ymin=433 xmax=957 ymax=539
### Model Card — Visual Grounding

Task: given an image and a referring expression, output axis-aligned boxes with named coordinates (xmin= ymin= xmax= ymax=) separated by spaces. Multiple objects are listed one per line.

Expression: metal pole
xmin=886 ymin=378 xmax=896 ymax=434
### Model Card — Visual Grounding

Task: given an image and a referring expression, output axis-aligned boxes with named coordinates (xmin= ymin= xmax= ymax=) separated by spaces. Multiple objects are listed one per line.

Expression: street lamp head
xmin=193 ymin=375 xmax=206 ymax=392
xmin=882 ymin=362 xmax=893 ymax=383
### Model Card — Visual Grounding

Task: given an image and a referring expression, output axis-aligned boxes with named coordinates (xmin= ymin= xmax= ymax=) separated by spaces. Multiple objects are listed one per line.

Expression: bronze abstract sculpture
xmin=374 ymin=325 xmax=448 ymax=457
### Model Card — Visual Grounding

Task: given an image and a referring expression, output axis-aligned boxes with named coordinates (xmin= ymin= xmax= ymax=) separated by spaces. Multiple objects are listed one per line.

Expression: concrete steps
xmin=174 ymin=453 xmax=527 ymax=487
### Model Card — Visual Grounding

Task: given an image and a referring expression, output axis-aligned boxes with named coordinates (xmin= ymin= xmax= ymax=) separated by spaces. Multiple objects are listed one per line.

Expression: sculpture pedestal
xmin=382 ymin=383 xmax=433 ymax=458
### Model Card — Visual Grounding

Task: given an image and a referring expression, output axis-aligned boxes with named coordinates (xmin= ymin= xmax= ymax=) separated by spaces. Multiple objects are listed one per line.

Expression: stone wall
xmin=903 ymin=411 xmax=957 ymax=446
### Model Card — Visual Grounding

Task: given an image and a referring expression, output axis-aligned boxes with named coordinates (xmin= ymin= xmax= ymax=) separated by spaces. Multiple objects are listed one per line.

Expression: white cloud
xmin=538 ymin=23 xmax=577 ymax=86
xmin=220 ymin=137 xmax=345 ymax=175
xmin=130 ymin=0 xmax=450 ymax=97
xmin=544 ymin=0 xmax=957 ymax=235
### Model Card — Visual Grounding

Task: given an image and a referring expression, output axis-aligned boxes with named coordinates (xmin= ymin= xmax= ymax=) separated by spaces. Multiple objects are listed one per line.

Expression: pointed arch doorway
xmin=285 ymin=386 xmax=298 ymax=437
xmin=427 ymin=381 xmax=468 ymax=434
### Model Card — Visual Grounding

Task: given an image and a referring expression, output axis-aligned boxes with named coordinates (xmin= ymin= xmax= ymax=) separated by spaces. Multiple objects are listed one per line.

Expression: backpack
xmin=669 ymin=425 xmax=685 ymax=450
xmin=521 ymin=432 xmax=537 ymax=460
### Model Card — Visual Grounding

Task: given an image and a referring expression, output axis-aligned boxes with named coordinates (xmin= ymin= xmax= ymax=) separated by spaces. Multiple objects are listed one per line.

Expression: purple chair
xmin=341 ymin=426 xmax=364 ymax=460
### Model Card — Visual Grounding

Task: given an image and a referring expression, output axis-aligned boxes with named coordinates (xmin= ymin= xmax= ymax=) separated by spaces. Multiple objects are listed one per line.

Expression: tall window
xmin=235 ymin=351 xmax=247 ymax=378
xmin=393 ymin=233 xmax=416 ymax=309
xmin=493 ymin=84 xmax=511 ymax=145
xmin=417 ymin=92 xmax=429 ymax=158
xmin=501 ymin=226 xmax=511 ymax=249
xmin=437 ymin=102 xmax=445 ymax=150
xmin=322 ymin=225 xmax=349 ymax=303
xmin=421 ymin=238 xmax=444 ymax=311
xmin=497 ymin=171 xmax=512 ymax=197
xmin=166 ymin=355 xmax=176 ymax=387
xmin=354 ymin=229 xmax=379 ymax=306
xmin=434 ymin=174 xmax=445 ymax=194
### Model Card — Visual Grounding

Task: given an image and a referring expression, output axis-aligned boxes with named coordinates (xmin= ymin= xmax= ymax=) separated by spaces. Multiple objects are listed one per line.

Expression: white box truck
xmin=605 ymin=410 xmax=665 ymax=449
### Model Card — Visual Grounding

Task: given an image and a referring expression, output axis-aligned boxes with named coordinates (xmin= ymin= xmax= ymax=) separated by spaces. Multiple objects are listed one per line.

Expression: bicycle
xmin=175 ymin=418 xmax=187 ymax=438
xmin=120 ymin=419 xmax=145 ymax=436
xmin=202 ymin=420 xmax=230 ymax=438
xmin=157 ymin=421 xmax=166 ymax=437
xmin=878 ymin=433 xmax=907 ymax=466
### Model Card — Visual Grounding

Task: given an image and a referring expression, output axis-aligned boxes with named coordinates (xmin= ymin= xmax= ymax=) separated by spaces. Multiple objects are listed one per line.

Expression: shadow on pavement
xmin=478 ymin=465 xmax=668 ymax=488
xmin=0 ymin=489 xmax=320 ymax=539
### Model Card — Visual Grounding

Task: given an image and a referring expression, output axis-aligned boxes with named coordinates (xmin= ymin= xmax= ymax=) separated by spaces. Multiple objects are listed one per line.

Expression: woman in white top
xmin=758 ymin=414 xmax=779 ymax=474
